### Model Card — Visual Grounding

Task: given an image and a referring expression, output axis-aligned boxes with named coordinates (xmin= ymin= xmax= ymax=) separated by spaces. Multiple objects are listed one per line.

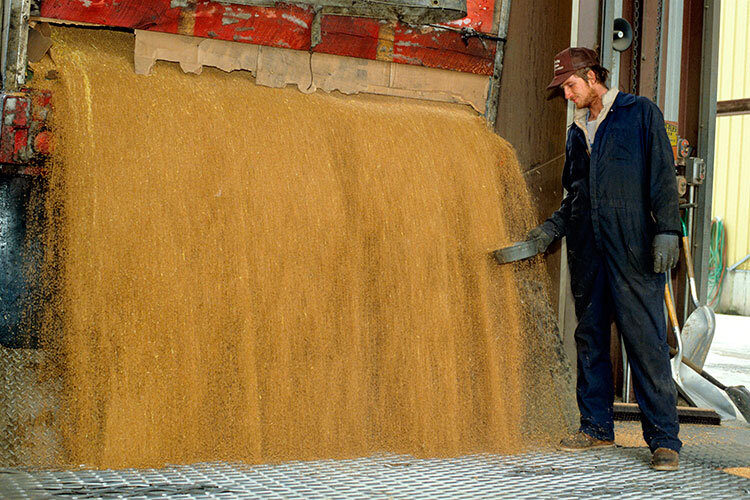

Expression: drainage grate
xmin=1 ymin=446 xmax=748 ymax=499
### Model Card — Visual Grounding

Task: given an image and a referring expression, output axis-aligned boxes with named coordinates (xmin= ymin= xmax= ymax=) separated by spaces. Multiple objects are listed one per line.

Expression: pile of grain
xmin=29 ymin=27 xmax=573 ymax=469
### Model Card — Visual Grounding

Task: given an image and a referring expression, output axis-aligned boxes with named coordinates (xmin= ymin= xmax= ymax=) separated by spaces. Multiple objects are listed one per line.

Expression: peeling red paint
xmin=0 ymin=90 xmax=53 ymax=170
xmin=193 ymin=2 xmax=314 ymax=50
xmin=39 ymin=0 xmax=496 ymax=74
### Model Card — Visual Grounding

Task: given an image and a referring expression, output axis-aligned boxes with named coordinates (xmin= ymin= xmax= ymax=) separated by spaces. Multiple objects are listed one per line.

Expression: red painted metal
xmin=1 ymin=90 xmax=52 ymax=174
xmin=41 ymin=0 xmax=181 ymax=31
xmin=39 ymin=0 xmax=496 ymax=75
xmin=315 ymin=16 xmax=381 ymax=60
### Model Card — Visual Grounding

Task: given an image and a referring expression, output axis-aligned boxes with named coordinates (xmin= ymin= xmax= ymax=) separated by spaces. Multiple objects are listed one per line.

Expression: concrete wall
xmin=717 ymin=271 xmax=750 ymax=316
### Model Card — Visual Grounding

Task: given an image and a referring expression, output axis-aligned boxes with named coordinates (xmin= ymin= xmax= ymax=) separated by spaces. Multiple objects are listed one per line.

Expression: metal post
xmin=558 ymin=0 xmax=581 ymax=339
xmin=599 ymin=0 xmax=614 ymax=70
xmin=484 ymin=0 xmax=511 ymax=130
xmin=2 ymin=0 xmax=31 ymax=91
xmin=693 ymin=0 xmax=720 ymax=307
xmin=652 ymin=0 xmax=665 ymax=104
xmin=663 ymin=0 xmax=684 ymax=121
xmin=609 ymin=0 xmax=623 ymax=88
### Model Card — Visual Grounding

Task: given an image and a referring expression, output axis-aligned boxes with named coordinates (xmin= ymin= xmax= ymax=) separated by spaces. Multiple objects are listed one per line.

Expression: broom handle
xmin=668 ymin=344 xmax=728 ymax=390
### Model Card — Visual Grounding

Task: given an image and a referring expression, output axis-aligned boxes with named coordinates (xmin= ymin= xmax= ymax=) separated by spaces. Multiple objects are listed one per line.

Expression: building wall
xmin=712 ymin=0 xmax=750 ymax=313
xmin=495 ymin=0 xmax=572 ymax=310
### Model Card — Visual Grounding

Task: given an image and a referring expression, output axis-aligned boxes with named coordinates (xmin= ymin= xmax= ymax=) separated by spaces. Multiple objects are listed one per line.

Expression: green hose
xmin=707 ymin=217 xmax=726 ymax=308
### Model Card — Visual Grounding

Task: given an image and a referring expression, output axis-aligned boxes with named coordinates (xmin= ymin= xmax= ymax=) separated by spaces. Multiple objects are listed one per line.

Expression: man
xmin=527 ymin=47 xmax=682 ymax=471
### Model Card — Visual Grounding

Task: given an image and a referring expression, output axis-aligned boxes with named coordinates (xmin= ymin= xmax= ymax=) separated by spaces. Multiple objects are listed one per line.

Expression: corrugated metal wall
xmin=712 ymin=0 xmax=750 ymax=272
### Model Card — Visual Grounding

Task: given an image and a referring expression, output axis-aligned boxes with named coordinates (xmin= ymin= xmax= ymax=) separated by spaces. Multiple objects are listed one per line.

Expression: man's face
xmin=560 ymin=73 xmax=597 ymax=109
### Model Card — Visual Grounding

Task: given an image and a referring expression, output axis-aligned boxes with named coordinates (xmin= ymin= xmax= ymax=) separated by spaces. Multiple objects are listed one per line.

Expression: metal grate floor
xmin=1 ymin=443 xmax=748 ymax=500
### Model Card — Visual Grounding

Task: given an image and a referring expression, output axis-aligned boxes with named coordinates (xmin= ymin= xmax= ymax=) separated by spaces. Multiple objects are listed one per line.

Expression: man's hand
xmin=652 ymin=233 xmax=679 ymax=273
xmin=526 ymin=225 xmax=555 ymax=254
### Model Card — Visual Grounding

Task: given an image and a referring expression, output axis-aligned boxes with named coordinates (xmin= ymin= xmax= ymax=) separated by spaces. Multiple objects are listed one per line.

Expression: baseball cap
xmin=547 ymin=47 xmax=600 ymax=90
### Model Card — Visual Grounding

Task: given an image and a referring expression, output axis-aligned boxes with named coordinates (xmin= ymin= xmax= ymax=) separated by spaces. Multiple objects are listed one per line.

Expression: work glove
xmin=526 ymin=225 xmax=555 ymax=254
xmin=652 ymin=233 xmax=679 ymax=274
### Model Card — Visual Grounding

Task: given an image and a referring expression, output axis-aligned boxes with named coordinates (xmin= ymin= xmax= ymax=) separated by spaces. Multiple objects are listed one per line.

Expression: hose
xmin=707 ymin=216 xmax=726 ymax=308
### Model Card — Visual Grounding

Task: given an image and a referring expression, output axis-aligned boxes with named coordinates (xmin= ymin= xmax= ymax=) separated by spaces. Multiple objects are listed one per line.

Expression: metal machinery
xmin=1 ymin=1 xmax=53 ymax=349
xmin=0 ymin=0 xmax=512 ymax=350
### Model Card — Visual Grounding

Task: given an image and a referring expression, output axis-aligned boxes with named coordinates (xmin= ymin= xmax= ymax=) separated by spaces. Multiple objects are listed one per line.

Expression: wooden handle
xmin=664 ymin=283 xmax=680 ymax=330
xmin=681 ymin=236 xmax=695 ymax=280
xmin=669 ymin=346 xmax=696 ymax=371
xmin=668 ymin=345 xmax=728 ymax=390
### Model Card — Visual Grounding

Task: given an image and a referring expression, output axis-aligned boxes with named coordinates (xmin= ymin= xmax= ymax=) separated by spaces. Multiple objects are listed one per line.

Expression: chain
xmin=653 ymin=0 xmax=664 ymax=101
xmin=631 ymin=0 xmax=640 ymax=94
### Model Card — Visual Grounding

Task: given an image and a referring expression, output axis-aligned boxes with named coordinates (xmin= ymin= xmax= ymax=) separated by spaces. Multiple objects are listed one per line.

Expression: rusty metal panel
xmin=0 ymin=90 xmax=52 ymax=174
xmin=39 ymin=0 xmax=497 ymax=74
xmin=230 ymin=0 xmax=469 ymax=25
xmin=192 ymin=2 xmax=313 ymax=49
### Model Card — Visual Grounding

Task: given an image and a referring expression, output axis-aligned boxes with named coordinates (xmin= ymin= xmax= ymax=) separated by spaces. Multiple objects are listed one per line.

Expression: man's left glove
xmin=652 ymin=233 xmax=679 ymax=273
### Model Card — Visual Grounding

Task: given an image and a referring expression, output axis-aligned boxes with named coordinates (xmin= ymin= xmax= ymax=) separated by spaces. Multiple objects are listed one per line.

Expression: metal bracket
xmin=685 ymin=157 xmax=705 ymax=185
xmin=223 ymin=0 xmax=467 ymax=24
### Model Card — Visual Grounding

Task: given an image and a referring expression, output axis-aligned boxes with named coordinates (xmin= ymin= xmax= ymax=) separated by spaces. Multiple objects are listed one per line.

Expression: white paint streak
xmin=282 ymin=13 xmax=308 ymax=29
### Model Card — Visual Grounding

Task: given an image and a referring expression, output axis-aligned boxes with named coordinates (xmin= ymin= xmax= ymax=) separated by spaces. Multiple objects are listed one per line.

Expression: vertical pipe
xmin=652 ymin=0 xmax=666 ymax=103
xmin=609 ymin=0 xmax=623 ymax=88
xmin=558 ymin=0 xmax=581 ymax=349
xmin=693 ymin=0 xmax=720 ymax=307
xmin=485 ymin=0 xmax=511 ymax=129
xmin=1 ymin=0 xmax=11 ymax=89
xmin=663 ymin=0 xmax=684 ymax=121
xmin=3 ymin=0 xmax=31 ymax=91
xmin=599 ymin=0 xmax=614 ymax=70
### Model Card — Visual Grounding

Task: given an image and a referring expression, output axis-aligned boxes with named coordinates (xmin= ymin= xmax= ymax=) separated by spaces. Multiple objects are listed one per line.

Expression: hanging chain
xmin=631 ymin=0 xmax=641 ymax=95
xmin=653 ymin=0 xmax=664 ymax=102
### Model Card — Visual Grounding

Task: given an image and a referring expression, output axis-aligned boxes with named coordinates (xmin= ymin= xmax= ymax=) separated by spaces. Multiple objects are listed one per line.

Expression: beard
xmin=574 ymin=85 xmax=599 ymax=109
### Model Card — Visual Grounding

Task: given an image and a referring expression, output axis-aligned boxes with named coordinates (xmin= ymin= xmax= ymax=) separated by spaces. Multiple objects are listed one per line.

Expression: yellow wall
xmin=712 ymin=0 xmax=750 ymax=270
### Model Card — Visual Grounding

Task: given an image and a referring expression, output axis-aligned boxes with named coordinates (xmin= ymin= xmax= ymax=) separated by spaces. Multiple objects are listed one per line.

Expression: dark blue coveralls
xmin=542 ymin=92 xmax=682 ymax=452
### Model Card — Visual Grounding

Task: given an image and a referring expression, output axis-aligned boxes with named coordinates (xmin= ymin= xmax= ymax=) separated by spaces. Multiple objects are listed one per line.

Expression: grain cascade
xmin=30 ymin=27 xmax=570 ymax=469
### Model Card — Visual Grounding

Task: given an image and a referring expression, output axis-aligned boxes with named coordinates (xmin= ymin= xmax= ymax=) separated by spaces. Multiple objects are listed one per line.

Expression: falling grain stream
xmin=26 ymin=27 xmax=573 ymax=469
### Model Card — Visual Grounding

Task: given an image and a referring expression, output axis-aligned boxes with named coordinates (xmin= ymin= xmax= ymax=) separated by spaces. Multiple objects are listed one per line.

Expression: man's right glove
xmin=526 ymin=225 xmax=555 ymax=254
xmin=652 ymin=233 xmax=679 ymax=274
